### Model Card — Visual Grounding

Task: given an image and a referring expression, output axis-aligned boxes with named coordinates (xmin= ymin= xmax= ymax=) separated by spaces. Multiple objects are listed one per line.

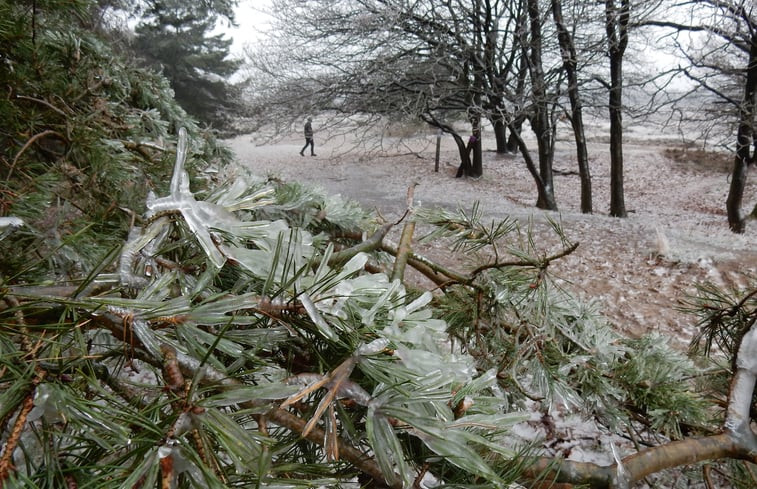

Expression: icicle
xmin=215 ymin=181 xmax=276 ymax=211
xmin=118 ymin=217 xmax=171 ymax=288
xmin=145 ymin=128 xmax=233 ymax=269
xmin=284 ymin=373 xmax=372 ymax=407
xmin=611 ymin=443 xmax=630 ymax=489
xmin=140 ymin=129 xmax=322 ymax=280
xmin=336 ymin=379 xmax=372 ymax=406
xmin=358 ymin=338 xmax=390 ymax=356
xmin=118 ymin=226 xmax=149 ymax=288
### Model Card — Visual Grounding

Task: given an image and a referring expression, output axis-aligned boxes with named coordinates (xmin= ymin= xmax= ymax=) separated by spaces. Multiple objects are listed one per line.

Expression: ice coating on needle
xmin=725 ymin=324 xmax=757 ymax=439
xmin=0 ymin=216 xmax=24 ymax=241
xmin=146 ymin=128 xmax=233 ymax=268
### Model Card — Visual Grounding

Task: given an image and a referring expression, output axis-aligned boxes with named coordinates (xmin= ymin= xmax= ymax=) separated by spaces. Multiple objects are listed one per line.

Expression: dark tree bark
xmin=420 ymin=115 xmax=477 ymax=178
xmin=508 ymin=121 xmax=554 ymax=207
xmin=507 ymin=111 xmax=526 ymax=153
xmin=727 ymin=34 xmax=757 ymax=233
xmin=605 ymin=0 xmax=630 ymax=218
xmin=552 ymin=0 xmax=593 ymax=214
xmin=455 ymin=121 xmax=483 ymax=178
xmin=507 ymin=54 xmax=529 ymax=154
xmin=455 ymin=132 xmax=474 ymax=178
xmin=527 ymin=0 xmax=558 ymax=211
xmin=470 ymin=118 xmax=483 ymax=177
xmin=493 ymin=118 xmax=508 ymax=153
xmin=479 ymin=0 xmax=514 ymax=156
xmin=469 ymin=0 xmax=484 ymax=177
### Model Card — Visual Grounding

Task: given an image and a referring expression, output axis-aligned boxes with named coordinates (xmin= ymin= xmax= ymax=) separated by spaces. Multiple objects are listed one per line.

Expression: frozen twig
xmin=725 ymin=322 xmax=757 ymax=450
xmin=390 ymin=183 xmax=418 ymax=283
xmin=380 ymin=241 xmax=474 ymax=288
xmin=468 ymin=242 xmax=579 ymax=280
xmin=8 ymin=130 xmax=66 ymax=180
xmin=326 ymin=223 xmax=393 ymax=266
xmin=523 ymin=321 xmax=757 ymax=488
xmin=145 ymin=128 xmax=240 ymax=269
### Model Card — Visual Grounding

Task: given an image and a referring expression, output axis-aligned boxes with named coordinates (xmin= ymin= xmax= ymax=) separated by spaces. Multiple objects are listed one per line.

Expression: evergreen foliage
xmin=132 ymin=0 xmax=242 ymax=130
xmin=0 ymin=0 xmax=231 ymax=283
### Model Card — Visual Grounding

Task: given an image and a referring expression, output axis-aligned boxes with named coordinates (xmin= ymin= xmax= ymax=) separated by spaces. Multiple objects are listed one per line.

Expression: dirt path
xmin=225 ymin=125 xmax=757 ymax=349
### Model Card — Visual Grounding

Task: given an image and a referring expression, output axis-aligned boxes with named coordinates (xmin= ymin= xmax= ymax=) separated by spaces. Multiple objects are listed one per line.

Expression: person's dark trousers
xmin=300 ymin=138 xmax=315 ymax=156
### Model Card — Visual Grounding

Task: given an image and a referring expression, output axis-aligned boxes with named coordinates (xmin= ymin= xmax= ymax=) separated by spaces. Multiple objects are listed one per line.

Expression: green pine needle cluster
xmin=0 ymin=0 xmax=232 ymax=284
xmin=420 ymin=207 xmax=712 ymax=441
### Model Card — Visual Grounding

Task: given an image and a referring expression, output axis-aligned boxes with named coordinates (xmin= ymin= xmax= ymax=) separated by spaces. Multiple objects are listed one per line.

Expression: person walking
xmin=300 ymin=117 xmax=316 ymax=156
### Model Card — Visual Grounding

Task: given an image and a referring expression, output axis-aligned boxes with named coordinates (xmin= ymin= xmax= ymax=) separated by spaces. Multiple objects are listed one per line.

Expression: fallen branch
xmin=326 ymin=223 xmax=393 ymax=267
xmin=380 ymin=241 xmax=472 ymax=287
xmin=523 ymin=320 xmax=757 ymax=488
xmin=524 ymin=433 xmax=755 ymax=489
xmin=265 ymin=408 xmax=402 ymax=489
xmin=123 ymin=140 xmax=168 ymax=160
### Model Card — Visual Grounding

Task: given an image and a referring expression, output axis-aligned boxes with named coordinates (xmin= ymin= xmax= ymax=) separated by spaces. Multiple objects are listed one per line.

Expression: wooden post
xmin=434 ymin=129 xmax=442 ymax=172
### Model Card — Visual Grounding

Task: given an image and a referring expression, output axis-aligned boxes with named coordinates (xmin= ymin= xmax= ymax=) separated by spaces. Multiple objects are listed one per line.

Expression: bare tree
xmin=522 ymin=0 xmax=558 ymax=210
xmin=643 ymin=0 xmax=756 ymax=232
xmin=551 ymin=0 xmax=593 ymax=213
xmin=604 ymin=0 xmax=630 ymax=218
xmin=245 ymin=1 xmax=513 ymax=178
xmin=245 ymin=0 xmax=675 ymax=216
xmin=246 ymin=0 xmax=567 ymax=201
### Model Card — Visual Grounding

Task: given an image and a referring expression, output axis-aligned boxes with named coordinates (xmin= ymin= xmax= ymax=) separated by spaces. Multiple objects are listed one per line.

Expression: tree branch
xmin=8 ymin=130 xmax=68 ymax=180
xmin=326 ymin=223 xmax=394 ymax=267
xmin=88 ymin=311 xmax=398 ymax=488
xmin=390 ymin=183 xmax=418 ymax=282
xmin=469 ymin=241 xmax=579 ymax=280
xmin=523 ymin=321 xmax=757 ymax=488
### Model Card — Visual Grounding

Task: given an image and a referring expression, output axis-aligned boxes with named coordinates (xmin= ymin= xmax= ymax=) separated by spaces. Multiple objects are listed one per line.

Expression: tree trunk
xmin=527 ymin=0 xmax=557 ymax=211
xmin=608 ymin=58 xmax=625 ymax=217
xmin=552 ymin=0 xmax=592 ymax=214
xmin=470 ymin=118 xmax=483 ymax=178
xmin=606 ymin=0 xmax=629 ymax=218
xmin=507 ymin=112 xmax=526 ymax=153
xmin=470 ymin=0 xmax=484 ymax=178
xmin=454 ymin=132 xmax=474 ymax=178
xmin=508 ymin=122 xmax=554 ymax=208
xmin=726 ymin=35 xmax=757 ymax=233
xmin=507 ymin=52 xmax=529 ymax=154
xmin=419 ymin=115 xmax=475 ymax=178
xmin=471 ymin=134 xmax=483 ymax=177
xmin=456 ymin=122 xmax=483 ymax=179
xmin=493 ymin=118 xmax=508 ymax=153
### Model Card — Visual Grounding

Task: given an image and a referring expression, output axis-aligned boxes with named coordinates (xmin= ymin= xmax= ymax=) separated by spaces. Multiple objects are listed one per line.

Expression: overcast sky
xmin=227 ymin=0 xmax=273 ymax=54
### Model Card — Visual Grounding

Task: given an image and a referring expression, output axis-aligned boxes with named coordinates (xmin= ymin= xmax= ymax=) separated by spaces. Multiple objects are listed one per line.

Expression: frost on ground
xmin=224 ymin=119 xmax=756 ymax=484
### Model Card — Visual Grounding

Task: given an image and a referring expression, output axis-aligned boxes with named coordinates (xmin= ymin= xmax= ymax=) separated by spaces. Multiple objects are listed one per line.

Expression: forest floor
xmin=225 ymin=119 xmax=757 ymax=352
